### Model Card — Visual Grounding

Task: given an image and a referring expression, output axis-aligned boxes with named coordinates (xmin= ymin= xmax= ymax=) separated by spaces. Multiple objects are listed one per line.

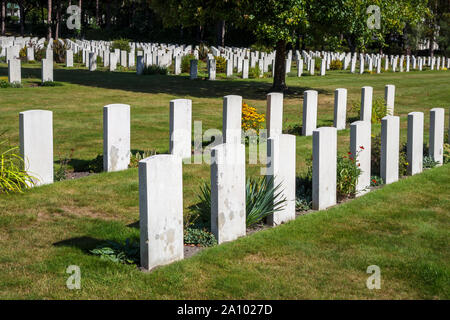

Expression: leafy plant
xmin=184 ymin=228 xmax=217 ymax=247
xmin=329 ymin=59 xmax=343 ymax=70
xmin=198 ymin=43 xmax=209 ymax=61
xmin=55 ymin=149 xmax=74 ymax=182
xmin=0 ymin=136 xmax=35 ymax=194
xmin=111 ymin=39 xmax=131 ymax=53
xmin=351 ymin=98 xmax=387 ymax=123
xmin=52 ymin=40 xmax=68 ymax=63
xmin=88 ymin=154 xmax=103 ymax=173
xmin=181 ymin=54 xmax=196 ymax=73
xmin=129 ymin=150 xmax=157 ymax=168
xmin=444 ymin=143 xmax=450 ymax=164
xmin=423 ymin=156 xmax=439 ymax=169
xmin=336 ymin=149 xmax=362 ymax=199
xmin=142 ymin=65 xmax=168 ymax=75
xmin=249 ymin=65 xmax=262 ymax=79
xmin=242 ymin=102 xmax=265 ymax=135
xmin=370 ymin=175 xmax=384 ymax=187
xmin=190 ymin=176 xmax=287 ymax=229
xmin=90 ymin=238 xmax=139 ymax=264
xmin=296 ymin=167 xmax=312 ymax=211
xmin=214 ymin=56 xmax=226 ymax=73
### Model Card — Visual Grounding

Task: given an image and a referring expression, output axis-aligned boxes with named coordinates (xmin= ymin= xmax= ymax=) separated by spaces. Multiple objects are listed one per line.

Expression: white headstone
xmin=333 ymin=88 xmax=347 ymax=130
xmin=170 ymin=99 xmax=192 ymax=159
xmin=360 ymin=86 xmax=373 ymax=122
xmin=139 ymin=154 xmax=184 ymax=271
xmin=266 ymin=92 xmax=283 ymax=138
xmin=211 ymin=143 xmax=246 ymax=244
xmin=407 ymin=112 xmax=423 ymax=175
xmin=381 ymin=116 xmax=400 ymax=184
xmin=385 ymin=84 xmax=395 ymax=116
xmin=350 ymin=121 xmax=371 ymax=196
xmin=103 ymin=104 xmax=131 ymax=172
xmin=312 ymin=127 xmax=337 ymax=210
xmin=302 ymin=90 xmax=318 ymax=136
xmin=267 ymin=134 xmax=296 ymax=225
xmin=429 ymin=108 xmax=445 ymax=165
xmin=19 ymin=110 xmax=53 ymax=186
xmin=223 ymin=95 xmax=242 ymax=144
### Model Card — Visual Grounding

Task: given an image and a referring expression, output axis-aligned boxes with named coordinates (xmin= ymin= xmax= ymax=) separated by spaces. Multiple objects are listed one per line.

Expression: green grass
xmin=0 ymin=62 xmax=449 ymax=299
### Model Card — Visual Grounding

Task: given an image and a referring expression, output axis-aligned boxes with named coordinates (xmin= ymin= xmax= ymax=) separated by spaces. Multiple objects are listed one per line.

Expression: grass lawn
xmin=0 ymin=62 xmax=449 ymax=299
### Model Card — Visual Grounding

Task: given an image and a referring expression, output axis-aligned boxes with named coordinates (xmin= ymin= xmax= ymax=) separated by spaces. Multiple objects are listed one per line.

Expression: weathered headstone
xmin=267 ymin=134 xmax=296 ymax=225
xmin=139 ymin=155 xmax=184 ymax=271
xmin=89 ymin=52 xmax=97 ymax=71
xmin=211 ymin=143 xmax=246 ymax=244
xmin=407 ymin=112 xmax=423 ymax=175
xmin=429 ymin=108 xmax=445 ymax=165
xmin=19 ymin=110 xmax=53 ymax=186
xmin=189 ymin=59 xmax=198 ymax=80
xmin=8 ymin=58 xmax=21 ymax=84
xmin=360 ymin=86 xmax=373 ymax=122
xmin=385 ymin=84 xmax=395 ymax=116
xmin=350 ymin=121 xmax=371 ymax=196
xmin=223 ymin=95 xmax=242 ymax=144
xmin=41 ymin=58 xmax=53 ymax=82
xmin=381 ymin=116 xmax=400 ymax=184
xmin=312 ymin=127 xmax=337 ymax=210
xmin=170 ymin=99 xmax=192 ymax=159
xmin=103 ymin=104 xmax=131 ymax=172
xmin=208 ymin=59 xmax=216 ymax=80
xmin=66 ymin=50 xmax=73 ymax=67
xmin=302 ymin=90 xmax=318 ymax=136
xmin=266 ymin=92 xmax=283 ymax=138
xmin=333 ymin=88 xmax=347 ymax=130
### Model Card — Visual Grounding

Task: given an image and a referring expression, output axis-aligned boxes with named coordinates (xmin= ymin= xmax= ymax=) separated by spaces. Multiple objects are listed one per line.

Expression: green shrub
xmin=423 ymin=156 xmax=439 ymax=169
xmin=337 ymin=150 xmax=362 ymax=198
xmin=249 ymin=65 xmax=262 ymax=79
xmin=372 ymin=134 xmax=408 ymax=177
xmin=54 ymin=149 xmax=74 ymax=182
xmin=8 ymin=81 xmax=23 ymax=88
xmin=88 ymin=154 xmax=103 ymax=173
xmin=33 ymin=48 xmax=46 ymax=62
xmin=19 ymin=47 xmax=27 ymax=62
xmin=181 ymin=54 xmax=195 ymax=73
xmin=0 ymin=80 xmax=10 ymax=88
xmin=142 ymin=65 xmax=168 ymax=75
xmin=444 ymin=143 xmax=450 ymax=164
xmin=190 ymin=176 xmax=287 ymax=229
xmin=215 ymin=56 xmax=226 ymax=73
xmin=370 ymin=176 xmax=384 ymax=186
xmin=111 ymin=39 xmax=130 ymax=53
xmin=52 ymin=40 xmax=68 ymax=63
xmin=296 ymin=166 xmax=313 ymax=211
xmin=1 ymin=136 xmax=35 ymax=194
xmin=129 ymin=150 xmax=157 ymax=168
xmin=41 ymin=81 xmax=63 ymax=87
xmin=314 ymin=58 xmax=322 ymax=70
xmin=351 ymin=98 xmax=387 ymax=124
xmin=91 ymin=239 xmax=139 ymax=264
xmin=330 ymin=59 xmax=343 ymax=70
xmin=184 ymin=228 xmax=217 ymax=247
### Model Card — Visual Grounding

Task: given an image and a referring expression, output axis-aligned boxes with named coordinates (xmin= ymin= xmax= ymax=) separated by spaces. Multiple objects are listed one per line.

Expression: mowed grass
xmin=0 ymin=62 xmax=449 ymax=299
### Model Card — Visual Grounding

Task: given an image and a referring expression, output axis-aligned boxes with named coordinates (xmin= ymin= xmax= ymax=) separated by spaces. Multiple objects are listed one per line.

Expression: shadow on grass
xmin=53 ymin=236 xmax=104 ymax=252
xmin=0 ymin=65 xmax=331 ymax=100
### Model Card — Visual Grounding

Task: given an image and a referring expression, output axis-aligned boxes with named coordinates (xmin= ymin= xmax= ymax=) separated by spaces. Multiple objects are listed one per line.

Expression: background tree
xmin=243 ymin=0 xmax=308 ymax=91
xmin=1 ymin=0 xmax=5 ymax=35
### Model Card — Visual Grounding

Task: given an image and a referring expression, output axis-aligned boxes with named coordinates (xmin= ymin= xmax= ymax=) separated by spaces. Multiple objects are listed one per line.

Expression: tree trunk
xmin=105 ymin=0 xmax=111 ymax=29
xmin=96 ymin=0 xmax=99 ymax=25
xmin=47 ymin=0 xmax=52 ymax=41
xmin=216 ymin=20 xmax=225 ymax=47
xmin=1 ymin=0 xmax=6 ymax=35
xmin=55 ymin=0 xmax=61 ymax=40
xmin=272 ymin=40 xmax=287 ymax=92
xmin=18 ymin=2 xmax=25 ymax=36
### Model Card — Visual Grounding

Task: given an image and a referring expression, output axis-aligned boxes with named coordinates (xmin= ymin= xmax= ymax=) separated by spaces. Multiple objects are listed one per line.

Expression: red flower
xmin=359 ymin=146 xmax=365 ymax=150
xmin=348 ymin=152 xmax=352 ymax=155
xmin=372 ymin=179 xmax=376 ymax=183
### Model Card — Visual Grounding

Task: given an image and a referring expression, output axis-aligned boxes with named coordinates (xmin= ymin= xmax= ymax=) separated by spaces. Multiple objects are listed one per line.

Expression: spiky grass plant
xmin=0 ymin=138 xmax=35 ymax=194
xmin=191 ymin=176 xmax=287 ymax=228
